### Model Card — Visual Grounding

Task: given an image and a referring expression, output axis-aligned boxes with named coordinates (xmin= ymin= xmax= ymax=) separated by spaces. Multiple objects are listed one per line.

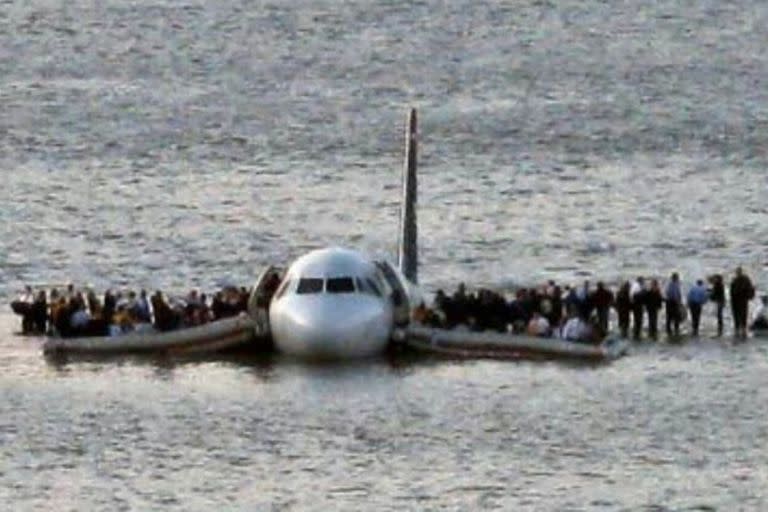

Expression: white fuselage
xmin=269 ymin=248 xmax=395 ymax=359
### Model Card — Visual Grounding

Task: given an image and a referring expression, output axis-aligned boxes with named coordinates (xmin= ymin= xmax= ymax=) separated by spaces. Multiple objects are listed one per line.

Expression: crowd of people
xmin=11 ymin=283 xmax=253 ymax=338
xmin=419 ymin=267 xmax=767 ymax=342
xmin=10 ymin=267 xmax=767 ymax=343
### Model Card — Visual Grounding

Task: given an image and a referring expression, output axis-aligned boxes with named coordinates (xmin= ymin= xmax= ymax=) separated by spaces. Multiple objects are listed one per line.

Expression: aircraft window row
xmin=290 ymin=276 xmax=382 ymax=296
xmin=296 ymin=278 xmax=324 ymax=294
xmin=327 ymin=277 xmax=355 ymax=293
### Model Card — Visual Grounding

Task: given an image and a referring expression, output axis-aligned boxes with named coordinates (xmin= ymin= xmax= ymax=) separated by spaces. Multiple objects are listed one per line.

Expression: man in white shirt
xmin=629 ymin=276 xmax=645 ymax=339
xmin=64 ymin=283 xmax=76 ymax=301
xmin=561 ymin=315 xmax=593 ymax=343
xmin=19 ymin=285 xmax=34 ymax=303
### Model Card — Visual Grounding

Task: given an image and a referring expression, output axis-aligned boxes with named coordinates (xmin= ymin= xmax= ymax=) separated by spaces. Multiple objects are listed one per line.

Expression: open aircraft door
xmin=375 ymin=260 xmax=411 ymax=327
xmin=248 ymin=265 xmax=284 ymax=337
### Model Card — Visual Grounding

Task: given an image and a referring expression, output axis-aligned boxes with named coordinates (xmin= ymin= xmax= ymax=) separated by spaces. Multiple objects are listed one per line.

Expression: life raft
xmin=43 ymin=313 xmax=258 ymax=356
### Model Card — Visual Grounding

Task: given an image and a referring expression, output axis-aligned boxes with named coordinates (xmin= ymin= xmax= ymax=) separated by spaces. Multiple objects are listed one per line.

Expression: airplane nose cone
xmin=273 ymin=300 xmax=390 ymax=358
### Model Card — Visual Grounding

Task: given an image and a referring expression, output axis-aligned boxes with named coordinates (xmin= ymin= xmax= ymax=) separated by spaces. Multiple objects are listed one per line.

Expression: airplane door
xmin=248 ymin=265 xmax=283 ymax=337
xmin=375 ymin=260 xmax=411 ymax=327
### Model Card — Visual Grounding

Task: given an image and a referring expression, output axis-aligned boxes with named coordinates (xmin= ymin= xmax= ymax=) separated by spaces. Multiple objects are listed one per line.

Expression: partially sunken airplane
xmin=41 ymin=108 xmax=626 ymax=362
xmin=256 ymin=109 xmax=421 ymax=359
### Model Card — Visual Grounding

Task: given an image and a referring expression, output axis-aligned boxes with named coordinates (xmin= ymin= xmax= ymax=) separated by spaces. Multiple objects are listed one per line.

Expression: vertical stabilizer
xmin=398 ymin=108 xmax=418 ymax=284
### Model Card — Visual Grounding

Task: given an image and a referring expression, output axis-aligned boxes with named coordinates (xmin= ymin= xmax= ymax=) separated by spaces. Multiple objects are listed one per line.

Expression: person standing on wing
xmin=645 ymin=279 xmax=663 ymax=340
xmin=615 ymin=282 xmax=631 ymax=338
xmin=730 ymin=267 xmax=755 ymax=339
xmin=665 ymin=272 xmax=683 ymax=337
xmin=686 ymin=279 xmax=708 ymax=338
xmin=592 ymin=281 xmax=614 ymax=334
xmin=630 ymin=276 xmax=646 ymax=340
xmin=708 ymin=274 xmax=726 ymax=337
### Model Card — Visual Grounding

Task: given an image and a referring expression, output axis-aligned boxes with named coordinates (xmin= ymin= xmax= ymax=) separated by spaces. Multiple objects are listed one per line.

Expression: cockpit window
xmin=296 ymin=278 xmax=324 ymax=294
xmin=356 ymin=277 xmax=383 ymax=297
xmin=326 ymin=277 xmax=355 ymax=294
xmin=366 ymin=278 xmax=383 ymax=297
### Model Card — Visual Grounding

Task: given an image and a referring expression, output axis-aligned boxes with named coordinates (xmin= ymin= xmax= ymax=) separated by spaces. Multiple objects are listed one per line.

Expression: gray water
xmin=1 ymin=0 xmax=768 ymax=509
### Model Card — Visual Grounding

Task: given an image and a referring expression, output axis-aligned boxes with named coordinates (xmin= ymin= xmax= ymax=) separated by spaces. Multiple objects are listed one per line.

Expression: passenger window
xmin=327 ymin=277 xmax=355 ymax=294
xmin=296 ymin=278 xmax=324 ymax=294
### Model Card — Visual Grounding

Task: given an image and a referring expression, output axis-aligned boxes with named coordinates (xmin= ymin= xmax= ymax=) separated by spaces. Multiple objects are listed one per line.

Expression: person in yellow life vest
xmin=110 ymin=308 xmax=134 ymax=336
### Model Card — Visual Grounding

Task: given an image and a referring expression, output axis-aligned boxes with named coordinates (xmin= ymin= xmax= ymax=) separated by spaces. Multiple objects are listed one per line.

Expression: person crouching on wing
xmin=560 ymin=313 xmax=599 ymax=344
xmin=526 ymin=312 xmax=551 ymax=337
xmin=751 ymin=296 xmax=768 ymax=332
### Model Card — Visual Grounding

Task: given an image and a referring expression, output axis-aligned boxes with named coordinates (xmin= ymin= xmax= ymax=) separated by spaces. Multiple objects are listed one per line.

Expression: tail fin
xmin=398 ymin=108 xmax=418 ymax=284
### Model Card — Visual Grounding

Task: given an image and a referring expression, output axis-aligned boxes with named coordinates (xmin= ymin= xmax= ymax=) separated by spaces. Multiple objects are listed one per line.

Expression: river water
xmin=1 ymin=0 xmax=767 ymax=509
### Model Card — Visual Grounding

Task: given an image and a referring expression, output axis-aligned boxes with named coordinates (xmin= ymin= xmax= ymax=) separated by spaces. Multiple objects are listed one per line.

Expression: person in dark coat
xmin=211 ymin=292 xmax=226 ymax=320
xmin=451 ymin=283 xmax=469 ymax=327
xmin=261 ymin=273 xmax=282 ymax=308
xmin=563 ymin=286 xmax=579 ymax=318
xmin=547 ymin=285 xmax=564 ymax=329
xmin=615 ymin=281 xmax=631 ymax=338
xmin=645 ymin=279 xmax=663 ymax=340
xmin=440 ymin=291 xmax=461 ymax=329
xmin=102 ymin=290 xmax=116 ymax=326
xmin=577 ymin=280 xmax=594 ymax=320
xmin=708 ymin=274 xmax=726 ymax=337
xmin=665 ymin=272 xmax=683 ymax=337
xmin=592 ymin=282 xmax=614 ymax=334
xmin=730 ymin=267 xmax=755 ymax=339
xmin=32 ymin=290 xmax=48 ymax=334
xmin=53 ymin=298 xmax=74 ymax=338
xmin=151 ymin=291 xmax=180 ymax=332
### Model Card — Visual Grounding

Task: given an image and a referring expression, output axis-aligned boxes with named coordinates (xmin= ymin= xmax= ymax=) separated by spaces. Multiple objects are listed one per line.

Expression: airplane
xmin=248 ymin=108 xmax=422 ymax=359
xmin=39 ymin=108 xmax=627 ymax=363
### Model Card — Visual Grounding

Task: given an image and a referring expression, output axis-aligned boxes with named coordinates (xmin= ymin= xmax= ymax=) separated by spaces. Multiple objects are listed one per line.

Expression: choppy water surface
xmin=2 ymin=0 xmax=768 ymax=509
